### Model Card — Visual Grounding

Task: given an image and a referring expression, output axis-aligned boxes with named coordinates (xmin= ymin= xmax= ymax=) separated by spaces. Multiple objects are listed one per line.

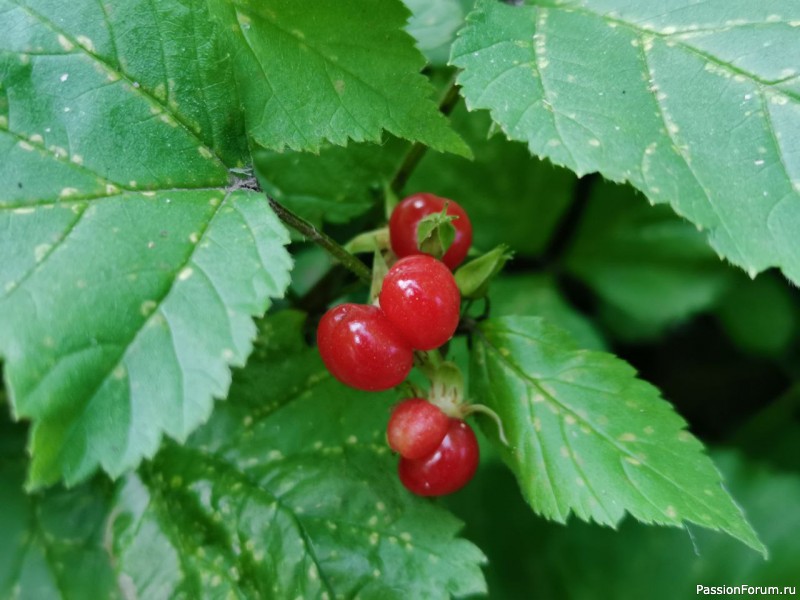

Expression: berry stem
xmin=463 ymin=403 xmax=510 ymax=446
xmin=266 ymin=196 xmax=372 ymax=285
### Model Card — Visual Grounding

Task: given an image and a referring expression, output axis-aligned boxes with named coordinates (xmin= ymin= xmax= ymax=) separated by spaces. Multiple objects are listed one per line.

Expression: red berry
xmin=389 ymin=193 xmax=473 ymax=270
xmin=398 ymin=419 xmax=479 ymax=496
xmin=387 ymin=398 xmax=450 ymax=459
xmin=317 ymin=304 xmax=413 ymax=391
xmin=379 ymin=255 xmax=460 ymax=350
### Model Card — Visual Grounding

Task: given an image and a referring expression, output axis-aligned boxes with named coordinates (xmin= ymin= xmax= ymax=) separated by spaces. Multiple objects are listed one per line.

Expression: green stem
xmin=267 ymin=196 xmax=372 ymax=285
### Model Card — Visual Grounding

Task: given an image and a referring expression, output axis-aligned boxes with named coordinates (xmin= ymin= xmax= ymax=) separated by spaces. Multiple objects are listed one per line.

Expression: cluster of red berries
xmin=317 ymin=193 xmax=480 ymax=496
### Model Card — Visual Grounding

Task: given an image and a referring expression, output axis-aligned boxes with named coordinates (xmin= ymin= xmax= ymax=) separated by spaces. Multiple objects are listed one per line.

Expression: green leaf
xmin=406 ymin=104 xmax=576 ymax=255
xmin=215 ymin=0 xmax=470 ymax=156
xmin=0 ymin=0 xmax=293 ymax=488
xmin=565 ymin=181 xmax=734 ymax=337
xmin=716 ymin=272 xmax=799 ymax=357
xmin=254 ymin=139 xmax=407 ymax=226
xmin=0 ymin=417 xmax=119 ymax=599
xmin=452 ymin=0 xmax=800 ymax=285
xmin=484 ymin=274 xmax=606 ymax=351
xmin=110 ymin=313 xmax=487 ymax=599
xmin=470 ymin=316 xmax=764 ymax=553
xmin=447 ymin=453 xmax=800 ymax=600
xmin=404 ymin=0 xmax=473 ymax=66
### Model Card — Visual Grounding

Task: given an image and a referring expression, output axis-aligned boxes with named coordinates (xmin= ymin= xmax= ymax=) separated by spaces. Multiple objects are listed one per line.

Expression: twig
xmin=266 ymin=196 xmax=372 ymax=285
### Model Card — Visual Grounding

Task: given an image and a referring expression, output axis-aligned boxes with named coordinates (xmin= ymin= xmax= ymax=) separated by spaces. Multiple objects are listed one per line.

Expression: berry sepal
xmin=455 ymin=244 xmax=513 ymax=299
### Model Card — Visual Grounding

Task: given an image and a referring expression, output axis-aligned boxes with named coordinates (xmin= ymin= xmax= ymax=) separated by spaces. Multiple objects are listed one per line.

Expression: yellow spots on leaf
xmin=178 ymin=267 xmax=194 ymax=281
xmin=533 ymin=417 xmax=542 ymax=432
xmin=368 ymin=515 xmax=378 ymax=526
xmin=644 ymin=426 xmax=655 ymax=435
xmin=209 ymin=196 xmax=221 ymax=207
xmin=76 ymin=35 xmax=95 ymax=52
xmin=106 ymin=184 xmax=120 ymax=195
xmin=57 ymin=34 xmax=74 ymax=51
xmin=140 ymin=299 xmax=157 ymax=317
xmin=564 ymin=414 xmax=576 ymax=425
xmin=308 ymin=564 xmax=319 ymax=581
xmin=29 ymin=134 xmax=43 ymax=144
xmin=665 ymin=505 xmax=677 ymax=518
xmin=588 ymin=138 xmax=601 ymax=147
xmin=34 ymin=244 xmax=51 ymax=262
xmin=113 ymin=365 xmax=127 ymax=380
xmin=159 ymin=113 xmax=178 ymax=127
xmin=677 ymin=431 xmax=692 ymax=443
xmin=198 ymin=146 xmax=213 ymax=159
xmin=575 ymin=477 xmax=585 ymax=487
xmin=70 ymin=154 xmax=84 ymax=165
xmin=618 ymin=432 xmax=637 ymax=442
xmin=347 ymin=435 xmax=358 ymax=445
xmin=267 ymin=450 xmax=283 ymax=460
xmin=60 ymin=187 xmax=79 ymax=198
xmin=369 ymin=532 xmax=379 ymax=546
xmin=154 ymin=83 xmax=167 ymax=101
xmin=625 ymin=456 xmax=641 ymax=466
xmin=560 ymin=446 xmax=569 ymax=458
xmin=0 ymin=116 xmax=7 ymax=128
xmin=769 ymin=93 xmax=789 ymax=106
xmin=399 ymin=532 xmax=412 ymax=542
xmin=18 ymin=140 xmax=34 ymax=152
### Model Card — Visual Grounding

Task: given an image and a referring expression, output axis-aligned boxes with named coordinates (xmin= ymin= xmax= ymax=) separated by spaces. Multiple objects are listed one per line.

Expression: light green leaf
xmin=470 ymin=316 xmax=764 ymax=553
xmin=406 ymin=105 xmax=576 ymax=255
xmin=0 ymin=0 xmax=292 ymax=488
xmin=110 ymin=313 xmax=487 ymax=600
xmin=0 ymin=416 xmax=119 ymax=600
xmin=452 ymin=0 xmax=800 ymax=284
xmin=214 ymin=0 xmax=470 ymax=156
xmin=565 ymin=181 xmax=734 ymax=337
xmin=404 ymin=0 xmax=473 ymax=66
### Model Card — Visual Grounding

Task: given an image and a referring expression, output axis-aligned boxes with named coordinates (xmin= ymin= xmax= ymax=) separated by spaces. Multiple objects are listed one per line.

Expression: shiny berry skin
xmin=379 ymin=255 xmax=460 ymax=351
xmin=317 ymin=304 xmax=413 ymax=391
xmin=389 ymin=193 xmax=473 ymax=270
xmin=398 ymin=419 xmax=479 ymax=496
xmin=387 ymin=398 xmax=450 ymax=459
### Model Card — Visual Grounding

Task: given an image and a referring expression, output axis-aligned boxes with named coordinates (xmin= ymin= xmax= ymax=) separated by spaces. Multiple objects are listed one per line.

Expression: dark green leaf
xmin=214 ymin=0 xmax=470 ymax=156
xmin=565 ymin=181 xmax=734 ymax=337
xmin=716 ymin=272 xmax=799 ymax=357
xmin=470 ymin=316 xmax=764 ymax=553
xmin=453 ymin=0 xmax=800 ymax=284
xmin=447 ymin=453 xmax=800 ymax=600
xmin=0 ymin=416 xmax=119 ymax=600
xmin=407 ymin=105 xmax=576 ymax=255
xmin=254 ymin=140 xmax=407 ymax=226
xmin=110 ymin=313 xmax=487 ymax=599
